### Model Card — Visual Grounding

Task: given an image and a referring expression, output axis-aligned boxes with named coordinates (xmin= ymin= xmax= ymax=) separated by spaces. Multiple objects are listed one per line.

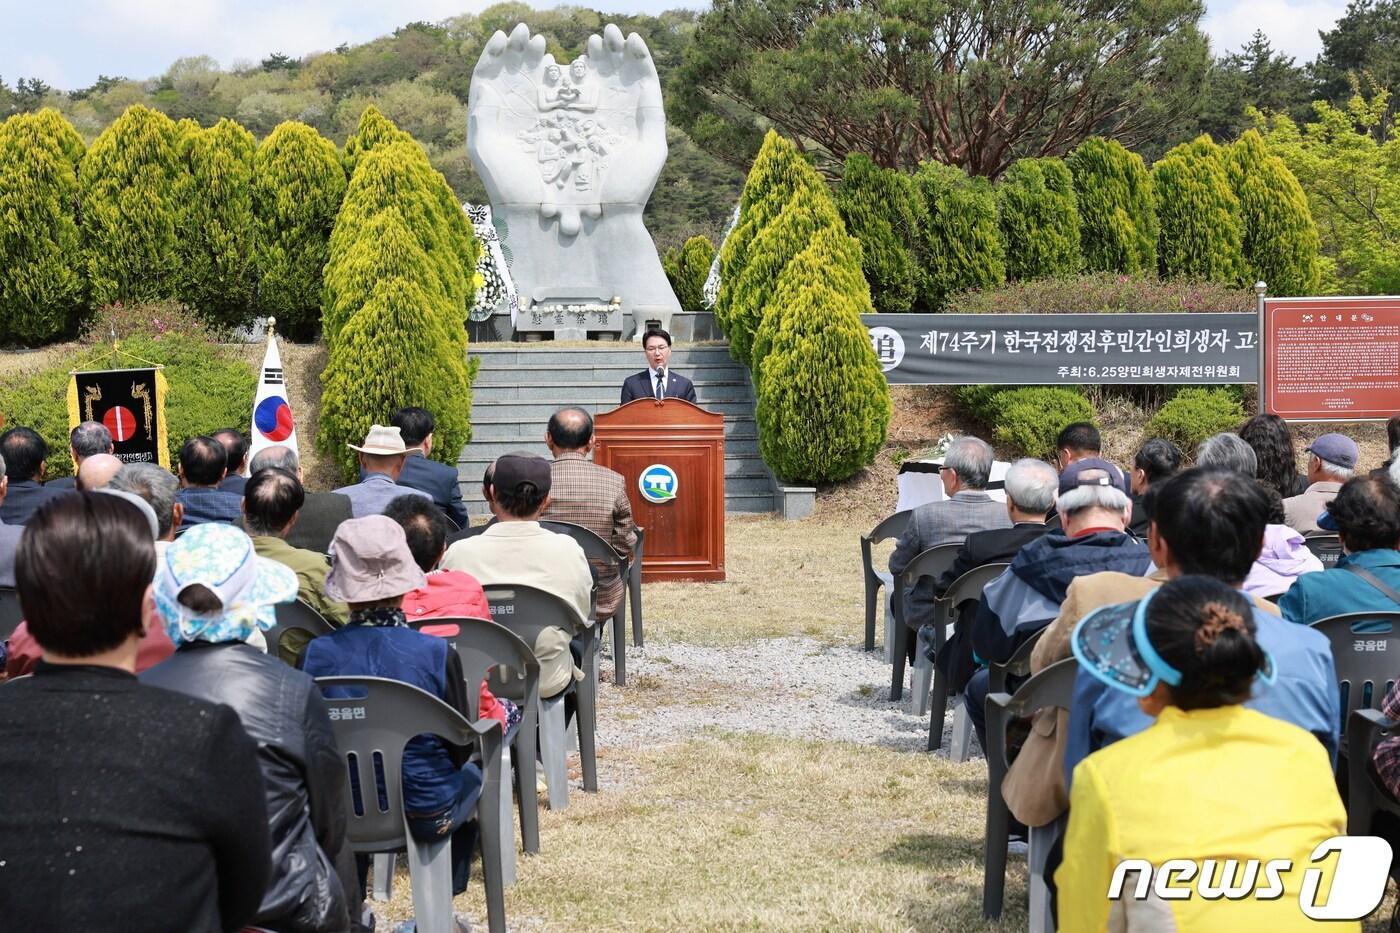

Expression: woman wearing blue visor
xmin=1057 ymin=575 xmax=1354 ymax=931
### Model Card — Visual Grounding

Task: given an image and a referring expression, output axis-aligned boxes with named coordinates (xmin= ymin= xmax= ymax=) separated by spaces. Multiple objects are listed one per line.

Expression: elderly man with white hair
xmin=961 ymin=458 xmax=1152 ymax=752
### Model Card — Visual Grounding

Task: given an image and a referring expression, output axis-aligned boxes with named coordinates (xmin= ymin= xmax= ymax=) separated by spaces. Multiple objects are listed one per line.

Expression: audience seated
xmin=244 ymin=467 xmax=348 ymax=626
xmin=1240 ymin=413 xmax=1308 ymax=497
xmin=45 ymin=420 xmax=114 ymax=491
xmin=1279 ymin=474 xmax=1400 ymax=630
xmin=1053 ymin=422 xmax=1103 ymax=473
xmin=141 ymin=522 xmax=361 ymax=933
xmin=0 ymin=452 xmax=22 ymax=587
xmin=1058 ymin=577 xmax=1348 ymax=931
xmin=176 ymin=435 xmax=244 ymax=527
xmin=1006 ymin=469 xmax=1301 ymax=827
xmin=1061 ymin=469 xmax=1339 ymax=785
xmin=1127 ymin=438 xmax=1181 ymax=537
xmin=1195 ymin=431 xmax=1257 ymax=476
xmin=541 ymin=407 xmax=638 ymax=621
xmin=212 ymin=427 xmax=251 ymax=495
xmin=249 ymin=445 xmax=353 ymax=554
xmin=386 ymin=407 xmax=470 ymax=530
xmin=931 ymin=458 xmax=1058 ymax=693
xmin=963 ymin=458 xmax=1150 ymax=751
xmin=1373 ymin=680 xmax=1400 ymax=803
xmin=1243 ymin=485 xmax=1323 ymax=600
xmin=0 ymin=427 xmax=67 ymax=525
xmin=0 ymin=493 xmax=271 ymax=930
xmin=889 ymin=436 xmax=1011 ymax=649
xmin=301 ymin=515 xmax=484 ymax=901
xmin=441 ymin=453 xmax=593 ymax=701
xmin=1384 ymin=413 xmax=1400 ymax=485
xmin=1284 ymin=433 xmax=1359 ymax=535
xmin=109 ymin=461 xmax=183 ymax=561
xmin=334 ymin=425 xmax=431 ymax=519
xmin=387 ymin=495 xmax=520 ymax=734
xmin=76 ymin=452 xmax=122 ymax=491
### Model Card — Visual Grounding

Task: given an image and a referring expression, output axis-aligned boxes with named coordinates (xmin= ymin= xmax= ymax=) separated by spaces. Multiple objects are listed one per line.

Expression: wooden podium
xmin=594 ymin=398 xmax=725 ymax=582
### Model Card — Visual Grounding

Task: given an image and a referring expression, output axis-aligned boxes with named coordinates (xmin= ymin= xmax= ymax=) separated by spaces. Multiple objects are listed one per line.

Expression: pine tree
xmin=176 ymin=118 xmax=258 ymax=329
xmin=1152 ymin=134 xmax=1247 ymax=283
xmin=251 ymin=121 xmax=346 ymax=340
xmin=1068 ymin=137 xmax=1158 ymax=274
xmin=79 ymin=105 xmax=187 ymax=306
xmin=996 ymin=157 xmax=1083 ymax=281
xmin=664 ymin=235 xmax=716 ymax=313
xmin=913 ymin=161 xmax=1005 ymax=309
xmin=836 ymin=153 xmax=923 ymax=312
xmin=753 ymin=225 xmax=891 ymax=483
xmin=1225 ymin=130 xmax=1321 ymax=295
xmin=0 ymin=109 xmax=86 ymax=343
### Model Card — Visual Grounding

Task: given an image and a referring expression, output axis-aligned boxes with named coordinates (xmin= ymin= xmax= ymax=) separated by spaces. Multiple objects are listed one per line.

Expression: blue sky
xmin=0 ymin=0 xmax=1350 ymax=91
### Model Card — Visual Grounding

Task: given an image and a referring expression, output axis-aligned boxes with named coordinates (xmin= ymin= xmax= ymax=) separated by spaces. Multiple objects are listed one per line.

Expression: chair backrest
xmin=481 ymin=583 xmax=586 ymax=699
xmin=540 ymin=520 xmax=620 ymax=572
xmin=408 ymin=616 xmax=540 ymax=721
xmin=997 ymin=626 xmax=1047 ymax=682
xmin=1304 ymin=535 xmax=1344 ymax=569
xmin=314 ymin=675 xmax=480 ymax=852
xmin=1310 ymin=613 xmax=1400 ymax=722
xmin=865 ymin=510 xmax=911 ymax=545
xmin=999 ymin=657 xmax=1079 ymax=721
xmin=900 ymin=542 xmax=964 ymax=589
xmin=268 ymin=599 xmax=334 ymax=656
xmin=942 ymin=562 xmax=1010 ymax=609
xmin=0 ymin=588 xmax=23 ymax=642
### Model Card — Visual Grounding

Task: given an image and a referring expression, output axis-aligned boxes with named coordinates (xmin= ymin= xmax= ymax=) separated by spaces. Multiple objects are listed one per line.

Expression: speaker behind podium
xmin=593 ymin=398 xmax=725 ymax=582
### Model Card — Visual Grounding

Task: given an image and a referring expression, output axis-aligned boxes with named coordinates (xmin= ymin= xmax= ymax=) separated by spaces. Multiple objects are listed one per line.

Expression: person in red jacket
xmin=386 ymin=495 xmax=519 ymax=732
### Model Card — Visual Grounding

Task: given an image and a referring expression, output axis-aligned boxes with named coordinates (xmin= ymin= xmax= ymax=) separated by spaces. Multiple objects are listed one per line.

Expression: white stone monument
xmin=467 ymin=23 xmax=680 ymax=339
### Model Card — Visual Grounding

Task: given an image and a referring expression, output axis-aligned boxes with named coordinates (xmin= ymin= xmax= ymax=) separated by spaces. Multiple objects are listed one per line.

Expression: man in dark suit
xmin=381 ymin=407 xmax=469 ymax=530
xmin=0 ymin=451 xmax=24 ymax=586
xmin=0 ymin=427 xmax=68 ymax=525
xmin=621 ymin=328 xmax=698 ymax=404
xmin=212 ymin=428 xmax=250 ymax=495
xmin=248 ymin=445 xmax=353 ymax=554
xmin=447 ymin=461 xmax=495 ymax=546
xmin=930 ymin=457 xmax=1059 ymax=691
xmin=46 ymin=421 xmax=114 ymax=491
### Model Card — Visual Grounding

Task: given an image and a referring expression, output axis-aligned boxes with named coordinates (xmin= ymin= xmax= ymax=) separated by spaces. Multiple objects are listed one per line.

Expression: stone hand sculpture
xmin=468 ymin=22 xmax=679 ymax=323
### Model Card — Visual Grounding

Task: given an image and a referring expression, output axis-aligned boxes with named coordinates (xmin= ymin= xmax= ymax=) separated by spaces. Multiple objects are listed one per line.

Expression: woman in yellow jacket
xmin=1057 ymin=575 xmax=1358 ymax=932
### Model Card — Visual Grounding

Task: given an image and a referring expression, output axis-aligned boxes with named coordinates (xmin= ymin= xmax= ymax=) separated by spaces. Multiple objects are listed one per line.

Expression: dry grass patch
xmin=379 ymin=732 xmax=1025 ymax=932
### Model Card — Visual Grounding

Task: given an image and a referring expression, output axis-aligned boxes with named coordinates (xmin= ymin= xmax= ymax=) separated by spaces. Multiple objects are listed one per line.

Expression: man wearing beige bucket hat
xmin=332 ymin=425 xmax=431 ymax=519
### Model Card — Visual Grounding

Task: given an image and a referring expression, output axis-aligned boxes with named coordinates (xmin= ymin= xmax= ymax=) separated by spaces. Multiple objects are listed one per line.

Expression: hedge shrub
xmin=663 ymin=235 xmax=716 ymax=313
xmin=946 ymin=273 xmax=1255 ymax=315
xmin=1225 ymin=130 xmax=1321 ymax=296
xmin=954 ymin=384 xmax=1092 ymax=459
xmin=912 ymin=161 xmax=1005 ymax=310
xmin=1152 ymin=135 xmax=1247 ymax=284
xmin=1069 ymin=137 xmax=1157 ymax=275
xmin=0 ymin=109 xmax=86 ymax=345
xmin=837 ymin=153 xmax=922 ymax=312
xmin=176 ymin=118 xmax=259 ymax=329
xmin=752 ymin=225 xmax=890 ymax=483
xmin=252 ymin=122 xmax=347 ymax=341
xmin=0 ymin=326 xmax=255 ymax=478
xmin=996 ymin=158 xmax=1082 ymax=281
xmin=1144 ymin=387 xmax=1246 ymax=451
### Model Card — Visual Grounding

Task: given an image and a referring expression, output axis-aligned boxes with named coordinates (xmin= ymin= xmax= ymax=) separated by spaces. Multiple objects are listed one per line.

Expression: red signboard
xmin=1264 ymin=297 xmax=1400 ymax=421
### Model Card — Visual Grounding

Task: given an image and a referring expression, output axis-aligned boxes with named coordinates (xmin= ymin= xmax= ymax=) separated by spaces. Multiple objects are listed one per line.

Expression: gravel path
xmin=592 ymin=637 xmax=976 ymax=756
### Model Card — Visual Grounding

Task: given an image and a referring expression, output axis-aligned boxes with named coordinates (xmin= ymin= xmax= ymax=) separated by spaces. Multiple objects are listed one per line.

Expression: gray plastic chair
xmin=629 ymin=526 xmax=645 ymax=647
xmin=267 ymin=598 xmax=335 ymax=664
xmin=0 ymin=587 xmax=23 ymax=642
xmin=891 ymin=542 xmax=961 ymax=702
xmin=1303 ymin=534 xmax=1344 ymax=569
xmin=410 ymin=616 xmax=542 ymax=856
xmin=542 ymin=519 xmax=630 ymax=686
xmin=922 ymin=562 xmax=1011 ymax=756
xmin=483 ymin=583 xmax=599 ymax=810
xmin=1346 ymin=708 xmax=1400 ymax=846
xmin=1310 ymin=612 xmax=1400 ymax=742
xmin=983 ymin=657 xmax=1078 ymax=928
xmin=314 ymin=675 xmax=507 ymax=933
xmin=860 ymin=511 xmax=911 ymax=655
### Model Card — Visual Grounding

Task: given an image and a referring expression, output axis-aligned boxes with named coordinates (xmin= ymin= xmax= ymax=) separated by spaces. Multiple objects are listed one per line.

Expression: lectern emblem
xmin=639 ymin=464 xmax=679 ymax=504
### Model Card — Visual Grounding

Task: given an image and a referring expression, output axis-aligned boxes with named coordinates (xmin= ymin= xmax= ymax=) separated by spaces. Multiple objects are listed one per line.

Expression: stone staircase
xmin=459 ymin=344 xmax=777 ymax=516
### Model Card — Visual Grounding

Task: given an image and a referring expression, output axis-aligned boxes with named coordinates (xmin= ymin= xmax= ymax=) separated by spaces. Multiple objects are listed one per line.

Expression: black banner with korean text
xmin=862 ymin=313 xmax=1259 ymax=385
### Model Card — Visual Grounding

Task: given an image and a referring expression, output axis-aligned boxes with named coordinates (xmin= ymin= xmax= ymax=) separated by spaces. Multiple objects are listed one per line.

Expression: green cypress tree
xmin=175 ymin=118 xmax=258 ymax=329
xmin=251 ymin=121 xmax=346 ymax=341
xmin=79 ymin=104 xmax=187 ymax=306
xmin=342 ymin=105 xmax=416 ymax=177
xmin=724 ymin=184 xmax=848 ymax=367
xmin=0 ymin=109 xmax=86 ymax=344
xmin=753 ymin=225 xmax=891 ymax=483
xmin=1152 ymin=134 xmax=1247 ymax=283
xmin=996 ymin=157 xmax=1083 ymax=281
xmin=716 ymin=131 xmax=825 ymax=341
xmin=1225 ymin=130 xmax=1321 ymax=296
xmin=1068 ymin=137 xmax=1158 ymax=274
xmin=322 ymin=208 xmax=443 ymax=341
xmin=913 ymin=161 xmax=1005 ymax=309
xmin=319 ymin=275 xmax=473 ymax=480
xmin=664 ymin=235 xmax=716 ymax=313
xmin=836 ymin=153 xmax=923 ymax=312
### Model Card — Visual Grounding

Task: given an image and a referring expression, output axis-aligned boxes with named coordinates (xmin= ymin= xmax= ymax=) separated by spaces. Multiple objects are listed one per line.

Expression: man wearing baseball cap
xmin=1283 ymin=432 xmax=1359 ymax=536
